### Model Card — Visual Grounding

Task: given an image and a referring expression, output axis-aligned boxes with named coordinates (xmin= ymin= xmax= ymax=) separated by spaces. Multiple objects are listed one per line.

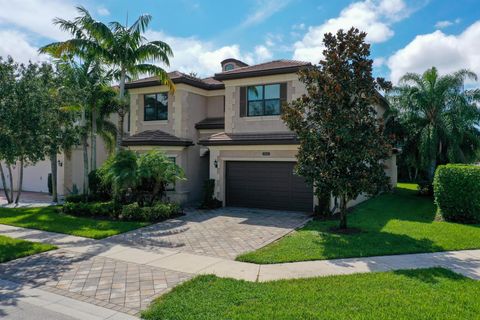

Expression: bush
xmin=434 ymin=164 xmax=480 ymax=223
xmin=199 ymin=179 xmax=222 ymax=209
xmin=121 ymin=202 xmax=181 ymax=222
xmin=62 ymin=201 xmax=119 ymax=219
xmin=88 ymin=169 xmax=111 ymax=201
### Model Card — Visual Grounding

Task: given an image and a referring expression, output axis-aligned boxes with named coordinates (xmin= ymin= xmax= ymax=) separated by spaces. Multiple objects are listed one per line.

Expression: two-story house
xmin=123 ymin=58 xmax=398 ymax=212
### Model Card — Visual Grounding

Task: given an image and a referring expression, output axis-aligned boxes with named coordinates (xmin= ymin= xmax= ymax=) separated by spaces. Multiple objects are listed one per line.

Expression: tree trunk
xmin=7 ymin=164 xmax=14 ymax=202
xmin=119 ymin=68 xmax=126 ymax=99
xmin=116 ymin=112 xmax=125 ymax=154
xmin=116 ymin=69 xmax=127 ymax=153
xmin=91 ymin=103 xmax=97 ymax=171
xmin=428 ymin=158 xmax=437 ymax=183
xmin=82 ymin=134 xmax=89 ymax=195
xmin=50 ymin=152 xmax=58 ymax=203
xmin=0 ymin=163 xmax=12 ymax=203
xmin=15 ymin=159 xmax=24 ymax=204
xmin=339 ymin=195 xmax=348 ymax=230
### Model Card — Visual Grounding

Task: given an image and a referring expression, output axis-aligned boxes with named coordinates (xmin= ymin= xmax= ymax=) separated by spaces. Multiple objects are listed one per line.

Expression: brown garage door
xmin=226 ymin=161 xmax=313 ymax=212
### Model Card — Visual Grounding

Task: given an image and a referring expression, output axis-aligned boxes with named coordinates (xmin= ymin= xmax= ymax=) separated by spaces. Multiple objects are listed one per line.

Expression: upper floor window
xmin=224 ymin=63 xmax=235 ymax=71
xmin=247 ymin=84 xmax=281 ymax=116
xmin=144 ymin=93 xmax=168 ymax=121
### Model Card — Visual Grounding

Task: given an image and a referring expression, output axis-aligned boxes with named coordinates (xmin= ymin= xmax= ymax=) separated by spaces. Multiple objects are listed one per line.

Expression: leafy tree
xmin=3 ymin=62 xmax=49 ymax=203
xmin=388 ymin=67 xmax=480 ymax=182
xmin=0 ymin=57 xmax=17 ymax=203
xmin=282 ymin=28 xmax=392 ymax=229
xmin=38 ymin=63 xmax=80 ymax=202
xmin=40 ymin=6 xmax=174 ymax=152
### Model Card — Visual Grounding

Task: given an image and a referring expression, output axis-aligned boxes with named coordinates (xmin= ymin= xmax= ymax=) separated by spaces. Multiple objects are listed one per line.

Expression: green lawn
xmin=0 ymin=206 xmax=149 ymax=239
xmin=238 ymin=183 xmax=480 ymax=263
xmin=0 ymin=235 xmax=56 ymax=263
xmin=142 ymin=268 xmax=480 ymax=320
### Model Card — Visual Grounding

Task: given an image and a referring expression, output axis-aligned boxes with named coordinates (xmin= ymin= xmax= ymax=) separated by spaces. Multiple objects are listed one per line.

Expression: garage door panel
xmin=226 ymin=161 xmax=313 ymax=212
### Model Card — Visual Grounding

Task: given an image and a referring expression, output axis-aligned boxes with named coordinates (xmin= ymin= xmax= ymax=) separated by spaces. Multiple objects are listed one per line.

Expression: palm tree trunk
xmin=91 ymin=103 xmax=97 ymax=171
xmin=0 ymin=163 xmax=12 ymax=203
xmin=119 ymin=68 xmax=126 ymax=99
xmin=428 ymin=158 xmax=437 ymax=182
xmin=116 ymin=69 xmax=127 ymax=153
xmin=82 ymin=134 xmax=89 ymax=195
xmin=7 ymin=164 xmax=14 ymax=201
xmin=339 ymin=195 xmax=348 ymax=230
xmin=50 ymin=152 xmax=58 ymax=203
xmin=15 ymin=158 xmax=24 ymax=204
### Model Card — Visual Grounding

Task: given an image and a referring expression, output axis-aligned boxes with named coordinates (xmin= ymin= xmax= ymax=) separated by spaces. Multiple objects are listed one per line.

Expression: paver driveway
xmin=108 ymin=207 xmax=311 ymax=259
xmin=0 ymin=207 xmax=310 ymax=318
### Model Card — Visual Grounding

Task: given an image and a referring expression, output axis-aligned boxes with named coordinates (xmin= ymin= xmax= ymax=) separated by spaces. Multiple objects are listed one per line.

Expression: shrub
xmin=199 ymin=179 xmax=222 ymax=209
xmin=434 ymin=164 xmax=480 ymax=223
xmin=121 ymin=202 xmax=181 ymax=222
xmin=62 ymin=201 xmax=119 ymax=219
xmin=88 ymin=169 xmax=111 ymax=201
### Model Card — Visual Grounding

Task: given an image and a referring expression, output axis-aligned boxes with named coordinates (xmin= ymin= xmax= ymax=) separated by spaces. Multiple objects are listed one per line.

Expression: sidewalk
xmin=2 ymin=224 xmax=480 ymax=282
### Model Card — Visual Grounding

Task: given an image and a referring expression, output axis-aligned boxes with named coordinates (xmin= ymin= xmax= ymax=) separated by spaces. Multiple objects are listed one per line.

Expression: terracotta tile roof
xmin=199 ymin=131 xmax=298 ymax=146
xmin=195 ymin=117 xmax=225 ymax=130
xmin=214 ymin=60 xmax=311 ymax=80
xmin=125 ymin=71 xmax=225 ymax=90
xmin=122 ymin=130 xmax=193 ymax=147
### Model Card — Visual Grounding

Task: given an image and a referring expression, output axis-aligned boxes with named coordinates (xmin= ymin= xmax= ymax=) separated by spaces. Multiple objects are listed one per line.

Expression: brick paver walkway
xmin=108 ymin=207 xmax=310 ymax=259
xmin=0 ymin=250 xmax=191 ymax=316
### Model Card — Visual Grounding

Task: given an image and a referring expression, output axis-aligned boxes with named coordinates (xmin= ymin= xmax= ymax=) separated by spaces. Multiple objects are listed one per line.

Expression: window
xmin=144 ymin=93 xmax=168 ymax=121
xmin=247 ymin=84 xmax=281 ymax=116
xmin=224 ymin=63 xmax=235 ymax=71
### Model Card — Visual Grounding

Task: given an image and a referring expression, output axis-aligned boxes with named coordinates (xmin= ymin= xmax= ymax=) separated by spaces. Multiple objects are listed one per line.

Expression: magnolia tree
xmin=282 ymin=28 xmax=392 ymax=230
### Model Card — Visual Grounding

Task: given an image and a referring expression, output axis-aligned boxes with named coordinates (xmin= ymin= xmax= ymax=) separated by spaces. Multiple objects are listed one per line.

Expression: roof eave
xmin=199 ymin=139 xmax=299 ymax=146
xmin=214 ymin=66 xmax=309 ymax=81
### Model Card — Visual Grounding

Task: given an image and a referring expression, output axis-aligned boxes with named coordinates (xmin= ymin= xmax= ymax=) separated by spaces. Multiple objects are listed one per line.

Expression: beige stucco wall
xmin=223 ymin=73 xmax=307 ymax=134
xmin=206 ymin=95 xmax=224 ymax=118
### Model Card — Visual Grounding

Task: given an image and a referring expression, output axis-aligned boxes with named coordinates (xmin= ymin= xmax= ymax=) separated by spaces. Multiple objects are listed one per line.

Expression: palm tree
xmin=39 ymin=6 xmax=174 ymax=152
xmin=389 ymin=67 xmax=480 ymax=181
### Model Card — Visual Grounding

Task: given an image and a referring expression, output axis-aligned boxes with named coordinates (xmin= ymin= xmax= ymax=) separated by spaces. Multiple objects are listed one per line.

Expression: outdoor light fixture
xmin=58 ymin=160 xmax=63 ymax=167
xmin=214 ymin=160 xmax=218 ymax=168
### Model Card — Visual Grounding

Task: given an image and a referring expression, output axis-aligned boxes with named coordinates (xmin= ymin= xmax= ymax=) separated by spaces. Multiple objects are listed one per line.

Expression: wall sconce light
xmin=214 ymin=160 xmax=218 ymax=168
xmin=58 ymin=160 xmax=63 ymax=167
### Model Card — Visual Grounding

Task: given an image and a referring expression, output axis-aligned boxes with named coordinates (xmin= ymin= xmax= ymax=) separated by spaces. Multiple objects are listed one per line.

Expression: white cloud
xmin=254 ymin=45 xmax=273 ymax=60
xmin=97 ymin=7 xmax=110 ymax=16
xmin=0 ymin=0 xmax=76 ymax=41
xmin=434 ymin=18 xmax=460 ymax=29
xmin=240 ymin=0 xmax=291 ymax=28
xmin=146 ymin=30 xmax=271 ymax=77
xmin=292 ymin=23 xmax=306 ymax=31
xmin=373 ymin=57 xmax=386 ymax=67
xmin=0 ymin=30 xmax=48 ymax=63
xmin=293 ymin=0 xmax=410 ymax=63
xmin=388 ymin=21 xmax=480 ymax=83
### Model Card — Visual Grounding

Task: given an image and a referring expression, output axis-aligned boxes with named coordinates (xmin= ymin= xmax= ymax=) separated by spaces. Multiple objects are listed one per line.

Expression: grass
xmin=238 ymin=183 xmax=480 ymax=263
xmin=0 ymin=235 xmax=56 ymax=263
xmin=0 ymin=206 xmax=149 ymax=239
xmin=142 ymin=268 xmax=480 ymax=320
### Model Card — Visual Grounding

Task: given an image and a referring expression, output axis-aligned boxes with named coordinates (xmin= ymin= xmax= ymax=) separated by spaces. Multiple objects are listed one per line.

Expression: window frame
xmin=144 ymin=92 xmax=168 ymax=121
xmin=224 ymin=63 xmax=235 ymax=71
xmin=246 ymin=84 xmax=281 ymax=117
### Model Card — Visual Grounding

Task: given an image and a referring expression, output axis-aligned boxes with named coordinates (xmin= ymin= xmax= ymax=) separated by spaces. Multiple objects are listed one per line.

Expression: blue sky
xmin=0 ymin=0 xmax=479 ymax=83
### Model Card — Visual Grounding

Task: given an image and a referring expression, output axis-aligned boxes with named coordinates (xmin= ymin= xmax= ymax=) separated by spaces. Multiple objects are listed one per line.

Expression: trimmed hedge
xmin=121 ymin=202 xmax=181 ymax=222
xmin=62 ymin=201 xmax=181 ymax=222
xmin=62 ymin=201 xmax=119 ymax=219
xmin=434 ymin=164 xmax=480 ymax=223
